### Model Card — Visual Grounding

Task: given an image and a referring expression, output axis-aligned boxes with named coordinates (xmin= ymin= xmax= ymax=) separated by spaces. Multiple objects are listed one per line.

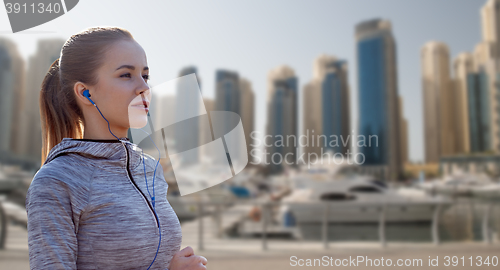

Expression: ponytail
xmin=40 ymin=58 xmax=84 ymax=165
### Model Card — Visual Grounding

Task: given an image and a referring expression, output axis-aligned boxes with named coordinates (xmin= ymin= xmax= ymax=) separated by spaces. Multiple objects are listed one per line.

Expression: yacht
xmin=471 ymin=183 xmax=500 ymax=199
xmin=277 ymin=160 xmax=450 ymax=225
xmin=418 ymin=172 xmax=493 ymax=197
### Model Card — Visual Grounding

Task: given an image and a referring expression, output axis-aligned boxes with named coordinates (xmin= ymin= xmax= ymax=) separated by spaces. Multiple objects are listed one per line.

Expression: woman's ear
xmin=74 ymin=81 xmax=93 ymax=105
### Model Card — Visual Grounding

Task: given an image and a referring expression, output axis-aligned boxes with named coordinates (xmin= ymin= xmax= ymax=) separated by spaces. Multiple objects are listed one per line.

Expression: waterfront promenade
xmin=2 ymin=222 xmax=500 ymax=270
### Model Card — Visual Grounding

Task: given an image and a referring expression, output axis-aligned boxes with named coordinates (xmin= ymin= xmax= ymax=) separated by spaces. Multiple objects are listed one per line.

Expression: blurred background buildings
xmin=1 ymin=0 xmax=500 ymax=181
xmin=2 ymin=2 xmax=500 ymax=269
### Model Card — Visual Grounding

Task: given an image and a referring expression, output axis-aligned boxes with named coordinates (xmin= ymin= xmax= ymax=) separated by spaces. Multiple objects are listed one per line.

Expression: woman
xmin=25 ymin=26 xmax=207 ymax=270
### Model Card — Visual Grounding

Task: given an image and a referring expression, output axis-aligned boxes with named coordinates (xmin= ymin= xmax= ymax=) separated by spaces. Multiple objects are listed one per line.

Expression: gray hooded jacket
xmin=25 ymin=137 xmax=182 ymax=270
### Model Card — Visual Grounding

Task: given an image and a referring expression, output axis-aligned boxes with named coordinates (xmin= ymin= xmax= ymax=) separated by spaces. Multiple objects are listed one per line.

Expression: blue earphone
xmin=83 ymin=89 xmax=161 ymax=270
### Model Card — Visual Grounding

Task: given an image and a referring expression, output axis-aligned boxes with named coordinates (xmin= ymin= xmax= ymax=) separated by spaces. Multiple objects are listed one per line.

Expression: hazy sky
xmin=0 ymin=0 xmax=485 ymax=162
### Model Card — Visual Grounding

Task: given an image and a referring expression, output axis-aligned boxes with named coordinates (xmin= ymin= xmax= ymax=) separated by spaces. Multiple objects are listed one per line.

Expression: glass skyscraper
xmin=174 ymin=66 xmax=202 ymax=166
xmin=215 ymin=70 xmax=240 ymax=114
xmin=266 ymin=66 xmax=298 ymax=174
xmin=215 ymin=69 xmax=241 ymax=166
xmin=302 ymin=55 xmax=351 ymax=160
xmin=321 ymin=60 xmax=350 ymax=155
xmin=467 ymin=70 xmax=492 ymax=152
xmin=355 ymin=19 xmax=402 ymax=181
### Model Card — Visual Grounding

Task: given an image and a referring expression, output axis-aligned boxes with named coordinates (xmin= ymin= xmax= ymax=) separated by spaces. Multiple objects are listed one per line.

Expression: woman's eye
xmin=120 ymin=73 xmax=149 ymax=80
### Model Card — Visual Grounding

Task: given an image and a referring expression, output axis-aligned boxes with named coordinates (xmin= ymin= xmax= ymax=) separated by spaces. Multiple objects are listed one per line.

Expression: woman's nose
xmin=137 ymin=80 xmax=150 ymax=97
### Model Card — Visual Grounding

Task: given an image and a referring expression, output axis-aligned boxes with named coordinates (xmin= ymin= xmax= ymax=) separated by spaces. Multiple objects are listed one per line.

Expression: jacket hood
xmin=43 ymin=137 xmax=147 ymax=170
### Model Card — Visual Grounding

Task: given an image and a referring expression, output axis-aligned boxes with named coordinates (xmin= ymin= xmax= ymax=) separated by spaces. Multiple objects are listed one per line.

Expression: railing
xmin=179 ymin=198 xmax=499 ymax=251
xmin=0 ymin=196 xmax=496 ymax=251
xmin=0 ymin=201 xmax=6 ymax=249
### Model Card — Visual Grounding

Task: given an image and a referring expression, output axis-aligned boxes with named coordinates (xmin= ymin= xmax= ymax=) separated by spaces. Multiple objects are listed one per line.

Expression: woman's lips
xmin=131 ymin=104 xmax=149 ymax=113
xmin=130 ymin=99 xmax=150 ymax=113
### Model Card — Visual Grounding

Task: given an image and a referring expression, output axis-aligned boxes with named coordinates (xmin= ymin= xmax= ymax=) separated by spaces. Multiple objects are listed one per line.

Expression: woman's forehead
xmin=104 ymin=40 xmax=148 ymax=69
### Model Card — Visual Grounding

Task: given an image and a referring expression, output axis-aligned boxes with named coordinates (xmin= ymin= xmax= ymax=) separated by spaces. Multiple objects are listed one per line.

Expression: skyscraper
xmin=468 ymin=0 xmax=500 ymax=153
xmin=199 ymin=97 xmax=214 ymax=160
xmin=214 ymin=69 xmax=253 ymax=168
xmin=319 ymin=57 xmax=350 ymax=156
xmin=481 ymin=0 xmax=500 ymax=58
xmin=466 ymin=0 xmax=500 ymax=153
xmin=302 ymin=79 xmax=322 ymax=158
xmin=21 ymin=39 xmax=64 ymax=165
xmin=421 ymin=41 xmax=456 ymax=162
xmin=467 ymin=68 xmax=492 ymax=152
xmin=0 ymin=38 xmax=25 ymax=158
xmin=453 ymin=53 xmax=474 ymax=153
xmin=398 ymin=96 xmax=408 ymax=165
xmin=355 ymin=18 xmax=401 ymax=181
xmin=239 ymin=78 xmax=255 ymax=163
xmin=174 ymin=66 xmax=202 ymax=166
xmin=200 ymin=97 xmax=214 ymax=144
xmin=266 ymin=65 xmax=298 ymax=173
xmin=215 ymin=70 xmax=240 ymax=114
xmin=303 ymin=54 xmax=350 ymax=158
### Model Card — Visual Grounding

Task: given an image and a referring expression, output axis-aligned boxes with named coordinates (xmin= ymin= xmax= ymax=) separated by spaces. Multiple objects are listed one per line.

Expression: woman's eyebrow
xmin=115 ymin=65 xmax=149 ymax=71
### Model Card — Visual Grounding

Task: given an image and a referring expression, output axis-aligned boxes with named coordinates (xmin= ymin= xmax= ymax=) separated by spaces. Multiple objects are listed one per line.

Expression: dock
xmin=2 ymin=220 xmax=500 ymax=270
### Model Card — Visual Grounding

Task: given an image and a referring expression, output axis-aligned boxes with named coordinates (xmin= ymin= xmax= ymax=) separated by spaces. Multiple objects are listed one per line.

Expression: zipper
xmin=120 ymin=141 xmax=160 ymax=228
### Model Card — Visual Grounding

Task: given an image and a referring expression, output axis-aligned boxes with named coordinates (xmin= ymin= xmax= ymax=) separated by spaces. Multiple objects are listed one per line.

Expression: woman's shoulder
xmin=26 ymin=157 xmax=95 ymax=211
xmin=30 ymin=155 xmax=96 ymax=192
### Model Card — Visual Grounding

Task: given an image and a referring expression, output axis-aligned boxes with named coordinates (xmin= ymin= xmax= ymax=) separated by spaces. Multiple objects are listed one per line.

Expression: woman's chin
xmin=128 ymin=107 xmax=148 ymax=129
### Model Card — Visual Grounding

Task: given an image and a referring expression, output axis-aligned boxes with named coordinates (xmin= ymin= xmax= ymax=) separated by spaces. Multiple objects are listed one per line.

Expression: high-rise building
xmin=318 ymin=55 xmax=350 ymax=156
xmin=199 ymin=97 xmax=214 ymax=160
xmin=21 ymin=39 xmax=64 ymax=165
xmin=453 ymin=53 xmax=474 ymax=153
xmin=481 ymin=0 xmax=500 ymax=57
xmin=436 ymin=0 xmax=500 ymax=158
xmin=467 ymin=68 xmax=493 ymax=152
xmin=467 ymin=0 xmax=500 ymax=154
xmin=174 ymin=66 xmax=202 ymax=166
xmin=150 ymin=87 xmax=177 ymax=165
xmin=200 ymin=97 xmax=214 ymax=142
xmin=0 ymin=38 xmax=25 ymax=158
xmin=355 ymin=19 xmax=401 ymax=181
xmin=302 ymin=54 xmax=350 ymax=159
xmin=398 ymin=96 xmax=408 ymax=165
xmin=214 ymin=69 xmax=254 ymax=167
xmin=239 ymin=78 xmax=255 ymax=163
xmin=266 ymin=65 xmax=298 ymax=173
xmin=302 ymin=79 xmax=322 ymax=158
xmin=215 ymin=70 xmax=240 ymax=114
xmin=421 ymin=41 xmax=456 ymax=162
xmin=472 ymin=41 xmax=500 ymax=153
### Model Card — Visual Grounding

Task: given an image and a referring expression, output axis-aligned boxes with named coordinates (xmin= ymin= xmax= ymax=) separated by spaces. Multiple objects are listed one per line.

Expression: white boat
xmin=471 ymin=183 xmax=500 ymax=199
xmin=278 ymin=160 xmax=450 ymax=225
xmin=418 ymin=172 xmax=493 ymax=196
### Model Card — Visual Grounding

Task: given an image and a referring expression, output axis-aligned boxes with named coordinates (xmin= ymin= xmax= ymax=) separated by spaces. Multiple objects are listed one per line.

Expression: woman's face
xmin=91 ymin=39 xmax=151 ymax=130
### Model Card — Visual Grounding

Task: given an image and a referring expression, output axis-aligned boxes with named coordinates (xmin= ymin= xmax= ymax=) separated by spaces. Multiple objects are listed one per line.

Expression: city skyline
xmin=421 ymin=0 xmax=500 ymax=170
xmin=0 ymin=0 xmax=485 ymax=163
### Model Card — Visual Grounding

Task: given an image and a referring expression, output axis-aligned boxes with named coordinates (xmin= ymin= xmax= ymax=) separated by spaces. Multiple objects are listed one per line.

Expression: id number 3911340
xmin=5 ymin=2 xmax=63 ymax=14
xmin=443 ymin=256 xmax=499 ymax=267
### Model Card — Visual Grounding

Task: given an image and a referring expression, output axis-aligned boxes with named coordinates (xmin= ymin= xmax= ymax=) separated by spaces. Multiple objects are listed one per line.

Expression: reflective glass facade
xmin=357 ymin=35 xmax=388 ymax=165
xmin=322 ymin=70 xmax=343 ymax=153
xmin=467 ymin=70 xmax=491 ymax=152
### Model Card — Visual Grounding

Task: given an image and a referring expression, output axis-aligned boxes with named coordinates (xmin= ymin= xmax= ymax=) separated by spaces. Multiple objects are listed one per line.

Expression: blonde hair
xmin=39 ymin=26 xmax=134 ymax=165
